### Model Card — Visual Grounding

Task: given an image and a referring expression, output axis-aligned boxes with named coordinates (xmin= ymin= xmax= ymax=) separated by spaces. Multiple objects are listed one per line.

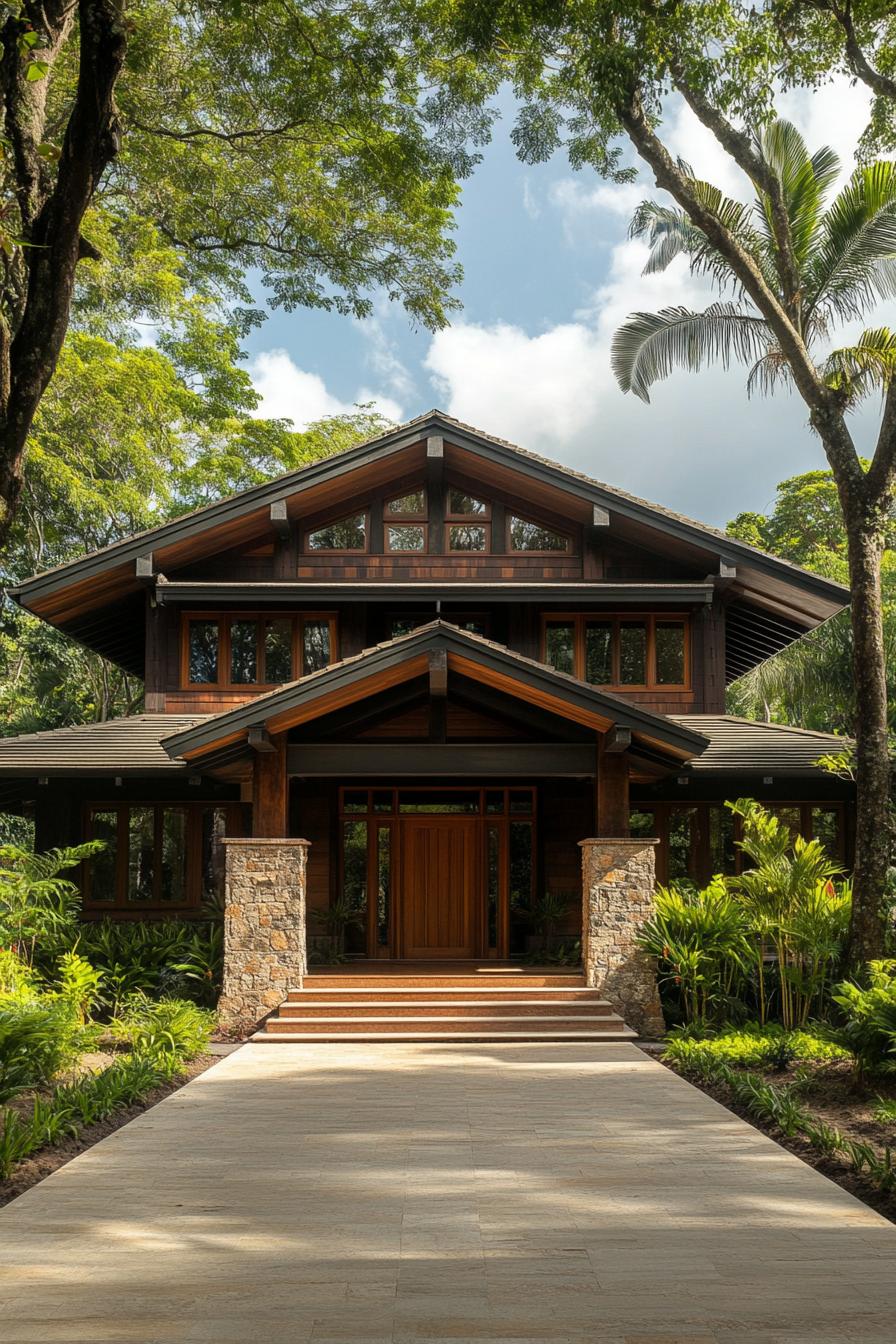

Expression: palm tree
xmin=612 ymin=119 xmax=896 ymax=966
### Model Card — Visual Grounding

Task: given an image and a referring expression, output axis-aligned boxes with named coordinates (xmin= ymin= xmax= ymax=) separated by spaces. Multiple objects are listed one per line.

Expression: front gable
xmin=10 ymin=410 xmax=849 ymax=682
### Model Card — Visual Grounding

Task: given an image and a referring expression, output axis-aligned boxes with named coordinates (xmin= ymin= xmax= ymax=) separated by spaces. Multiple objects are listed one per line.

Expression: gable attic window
xmin=384 ymin=489 xmax=426 ymax=517
xmin=306 ymin=512 xmax=367 ymax=551
xmin=386 ymin=524 xmax=427 ymax=553
xmin=509 ymin=515 xmax=570 ymax=552
xmin=184 ymin=613 xmax=337 ymax=688
xmin=446 ymin=489 xmax=490 ymax=552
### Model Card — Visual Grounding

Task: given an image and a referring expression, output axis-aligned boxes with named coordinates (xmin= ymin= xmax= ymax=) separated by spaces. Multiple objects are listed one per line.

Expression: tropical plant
xmin=0 ymin=948 xmax=38 ymax=999
xmin=872 ymin=1097 xmax=896 ymax=1125
xmin=111 ymin=994 xmax=214 ymax=1060
xmin=637 ymin=877 xmax=753 ymax=1024
xmin=0 ymin=842 xmax=102 ymax=964
xmin=824 ymin=959 xmax=896 ymax=1082
xmin=312 ymin=898 xmax=366 ymax=961
xmin=0 ymin=998 xmax=81 ymax=1103
xmin=525 ymin=891 xmax=573 ymax=957
xmin=55 ymin=919 xmax=223 ymax=1010
xmin=728 ymin=799 xmax=849 ymax=1027
xmin=53 ymin=952 xmax=103 ymax=1025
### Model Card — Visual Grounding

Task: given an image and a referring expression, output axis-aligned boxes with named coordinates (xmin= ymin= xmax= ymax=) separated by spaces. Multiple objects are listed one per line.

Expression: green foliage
xmin=53 ymin=919 xmax=223 ymax=1010
xmin=111 ymin=994 xmax=214 ymax=1060
xmin=612 ymin=121 xmax=896 ymax=409
xmin=53 ymin=953 xmax=103 ymax=1025
xmin=0 ymin=948 xmax=38 ymax=998
xmin=663 ymin=1025 xmax=847 ymax=1072
xmin=637 ymin=877 xmax=753 ymax=1023
xmin=0 ymin=999 xmax=81 ymax=1104
xmin=728 ymin=799 xmax=849 ymax=1028
xmin=0 ymin=843 xmax=100 ymax=963
xmin=312 ymin=896 xmax=366 ymax=961
xmin=824 ymin=959 xmax=896 ymax=1081
xmin=872 ymin=1097 xmax=896 ymax=1125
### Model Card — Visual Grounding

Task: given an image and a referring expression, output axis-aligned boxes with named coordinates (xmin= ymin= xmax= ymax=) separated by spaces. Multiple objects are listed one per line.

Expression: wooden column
xmin=252 ymin=731 xmax=289 ymax=837
xmin=426 ymin=436 xmax=444 ymax=554
xmin=596 ymin=731 xmax=630 ymax=837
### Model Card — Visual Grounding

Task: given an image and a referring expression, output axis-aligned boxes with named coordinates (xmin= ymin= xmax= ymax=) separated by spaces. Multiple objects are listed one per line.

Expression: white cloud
xmin=355 ymin=313 xmax=417 ymax=403
xmin=249 ymin=349 xmax=403 ymax=429
xmin=522 ymin=178 xmax=542 ymax=220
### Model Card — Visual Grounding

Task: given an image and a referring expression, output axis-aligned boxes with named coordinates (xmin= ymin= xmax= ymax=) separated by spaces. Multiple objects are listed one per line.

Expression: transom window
xmin=542 ymin=614 xmax=689 ymax=689
xmin=84 ymin=803 xmax=242 ymax=910
xmin=509 ymin=515 xmax=570 ymax=552
xmin=306 ymin=513 xmax=367 ymax=551
xmin=386 ymin=523 xmax=427 ymax=553
xmin=184 ymin=613 xmax=337 ymax=687
xmin=447 ymin=489 xmax=489 ymax=517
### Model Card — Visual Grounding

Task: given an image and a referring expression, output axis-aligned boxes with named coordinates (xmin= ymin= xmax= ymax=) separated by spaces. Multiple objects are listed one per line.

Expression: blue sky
xmin=242 ymin=79 xmax=882 ymax=529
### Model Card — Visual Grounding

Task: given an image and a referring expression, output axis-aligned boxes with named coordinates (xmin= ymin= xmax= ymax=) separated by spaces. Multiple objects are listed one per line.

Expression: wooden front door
xmin=399 ymin=817 xmax=479 ymax=959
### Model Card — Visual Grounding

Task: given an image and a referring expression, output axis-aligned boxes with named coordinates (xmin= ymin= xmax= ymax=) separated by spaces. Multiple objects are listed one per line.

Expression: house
xmin=1 ymin=411 xmax=852 ymax=1036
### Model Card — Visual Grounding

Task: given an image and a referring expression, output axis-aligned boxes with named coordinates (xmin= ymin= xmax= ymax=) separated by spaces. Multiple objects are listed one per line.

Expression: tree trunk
xmin=843 ymin=513 xmax=891 ymax=965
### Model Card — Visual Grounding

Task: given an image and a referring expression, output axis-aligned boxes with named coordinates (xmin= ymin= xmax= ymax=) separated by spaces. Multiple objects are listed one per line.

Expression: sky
xmin=242 ymin=78 xmax=885 ymax=530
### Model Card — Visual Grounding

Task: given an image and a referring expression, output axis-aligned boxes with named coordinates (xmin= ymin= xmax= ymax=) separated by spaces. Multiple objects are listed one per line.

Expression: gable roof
xmin=0 ymin=714 xmax=208 ymax=776
xmin=161 ymin=620 xmax=711 ymax=764
xmin=10 ymin=409 xmax=848 ymax=622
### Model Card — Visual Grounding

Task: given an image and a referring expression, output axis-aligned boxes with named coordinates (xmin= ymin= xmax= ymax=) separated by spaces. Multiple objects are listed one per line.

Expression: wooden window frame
xmin=383 ymin=488 xmax=427 ymax=520
xmin=506 ymin=512 xmax=573 ymax=555
xmin=540 ymin=612 xmax=691 ymax=691
xmin=81 ymin=801 xmax=243 ymax=914
xmin=384 ymin=522 xmax=429 ymax=554
xmin=182 ymin=612 xmax=338 ymax=690
xmin=445 ymin=488 xmax=491 ymax=522
xmin=446 ymin=521 xmax=491 ymax=553
xmin=631 ymin=798 xmax=847 ymax=886
xmin=302 ymin=509 xmax=370 ymax=555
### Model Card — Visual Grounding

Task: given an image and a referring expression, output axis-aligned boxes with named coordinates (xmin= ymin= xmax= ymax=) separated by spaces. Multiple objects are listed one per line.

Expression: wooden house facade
xmin=0 ymin=412 xmax=852 ymax=984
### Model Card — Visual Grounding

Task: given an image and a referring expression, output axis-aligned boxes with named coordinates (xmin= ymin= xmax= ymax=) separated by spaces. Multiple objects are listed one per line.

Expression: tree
xmin=0 ymin=0 xmax=491 ymax=545
xmin=447 ymin=0 xmax=896 ymax=966
xmin=727 ymin=467 xmax=896 ymax=734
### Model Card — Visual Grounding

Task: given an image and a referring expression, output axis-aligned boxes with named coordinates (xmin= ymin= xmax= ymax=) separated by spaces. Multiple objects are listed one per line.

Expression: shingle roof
xmin=0 ymin=715 xmax=209 ymax=775
xmin=671 ymin=715 xmax=850 ymax=777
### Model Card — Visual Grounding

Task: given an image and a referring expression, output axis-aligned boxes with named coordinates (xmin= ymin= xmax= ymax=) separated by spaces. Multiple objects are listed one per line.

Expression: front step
xmin=251 ymin=974 xmax=637 ymax=1043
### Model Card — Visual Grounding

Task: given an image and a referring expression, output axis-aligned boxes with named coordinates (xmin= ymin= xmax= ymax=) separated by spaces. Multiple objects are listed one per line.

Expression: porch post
xmin=217 ymin=837 xmax=309 ymax=1035
xmin=579 ymin=837 xmax=664 ymax=1037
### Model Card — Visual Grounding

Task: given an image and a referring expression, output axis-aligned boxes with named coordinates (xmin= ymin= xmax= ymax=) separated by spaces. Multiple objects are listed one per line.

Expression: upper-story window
xmin=541 ymin=614 xmax=689 ymax=689
xmin=184 ymin=613 xmax=336 ymax=688
xmin=385 ymin=489 xmax=426 ymax=517
xmin=306 ymin=512 xmax=367 ymax=551
xmin=446 ymin=490 xmax=490 ymax=552
xmin=509 ymin=515 xmax=570 ymax=553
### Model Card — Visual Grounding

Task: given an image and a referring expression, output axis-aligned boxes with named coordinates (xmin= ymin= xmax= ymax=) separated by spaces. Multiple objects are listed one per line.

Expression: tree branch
xmin=827 ymin=0 xmax=896 ymax=101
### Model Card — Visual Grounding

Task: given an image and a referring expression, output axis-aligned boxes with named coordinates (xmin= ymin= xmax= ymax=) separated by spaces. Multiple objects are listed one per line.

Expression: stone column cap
xmin=578 ymin=836 xmax=659 ymax=846
xmin=221 ymin=837 xmax=311 ymax=846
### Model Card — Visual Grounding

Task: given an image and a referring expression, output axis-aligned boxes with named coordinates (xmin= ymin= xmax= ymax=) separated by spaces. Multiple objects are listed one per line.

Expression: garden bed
xmin=658 ymin=1036 xmax=896 ymax=1223
xmin=0 ymin=1051 xmax=217 ymax=1208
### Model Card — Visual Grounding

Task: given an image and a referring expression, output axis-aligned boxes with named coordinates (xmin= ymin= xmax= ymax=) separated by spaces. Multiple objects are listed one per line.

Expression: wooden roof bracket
xmin=135 ymin=554 xmax=154 ymax=586
xmin=592 ymin=503 xmax=610 ymax=527
xmin=603 ymin=725 xmax=631 ymax=754
xmin=270 ymin=499 xmax=290 ymax=538
xmin=428 ymin=647 xmax=448 ymax=697
xmin=248 ymin=726 xmax=277 ymax=753
xmin=715 ymin=558 xmax=738 ymax=594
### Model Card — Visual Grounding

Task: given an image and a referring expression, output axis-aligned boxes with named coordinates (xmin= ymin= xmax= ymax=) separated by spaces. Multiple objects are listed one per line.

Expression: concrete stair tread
xmin=288 ymin=986 xmax=595 ymax=995
xmin=265 ymin=1013 xmax=630 ymax=1025
xmin=251 ymin=1028 xmax=638 ymax=1042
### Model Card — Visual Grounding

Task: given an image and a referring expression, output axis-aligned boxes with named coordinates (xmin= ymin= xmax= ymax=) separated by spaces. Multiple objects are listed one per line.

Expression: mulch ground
xmin=657 ymin=1051 xmax=896 ymax=1224
xmin=0 ymin=1053 xmax=217 ymax=1210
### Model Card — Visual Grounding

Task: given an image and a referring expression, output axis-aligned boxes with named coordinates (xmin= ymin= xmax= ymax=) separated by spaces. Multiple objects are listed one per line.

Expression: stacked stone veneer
xmin=579 ymin=837 xmax=665 ymax=1038
xmin=217 ymin=838 xmax=309 ymax=1034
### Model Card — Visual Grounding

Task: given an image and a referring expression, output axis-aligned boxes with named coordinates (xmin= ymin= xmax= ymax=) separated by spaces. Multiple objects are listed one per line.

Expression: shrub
xmin=872 ymin=1098 xmax=896 ymax=1125
xmin=58 ymin=920 xmax=223 ymax=1009
xmin=0 ymin=842 xmax=101 ymax=965
xmin=0 ymin=948 xmax=39 ymax=999
xmin=637 ymin=878 xmax=752 ymax=1023
xmin=53 ymin=952 xmax=103 ymax=1024
xmin=0 ymin=997 xmax=82 ymax=1103
xmin=824 ymin=960 xmax=896 ymax=1082
xmin=111 ymin=994 xmax=214 ymax=1059
xmin=663 ymin=1024 xmax=846 ymax=1071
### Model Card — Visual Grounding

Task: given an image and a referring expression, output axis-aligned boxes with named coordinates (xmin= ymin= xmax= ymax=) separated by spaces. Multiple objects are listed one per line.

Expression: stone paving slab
xmin=0 ymin=1042 xmax=894 ymax=1342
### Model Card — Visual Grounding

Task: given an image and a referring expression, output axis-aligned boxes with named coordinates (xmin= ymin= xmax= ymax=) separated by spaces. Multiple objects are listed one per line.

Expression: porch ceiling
xmin=161 ymin=621 xmax=710 ymax=767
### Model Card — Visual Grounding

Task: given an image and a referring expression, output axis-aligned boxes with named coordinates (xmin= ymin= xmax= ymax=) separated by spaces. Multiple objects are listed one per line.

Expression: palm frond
xmin=754 ymin=120 xmax=839 ymax=286
xmin=807 ymin=160 xmax=896 ymax=325
xmin=629 ymin=202 xmax=705 ymax=275
xmin=611 ymin=303 xmax=771 ymax=401
xmin=822 ymin=326 xmax=896 ymax=404
xmin=746 ymin=348 xmax=794 ymax=398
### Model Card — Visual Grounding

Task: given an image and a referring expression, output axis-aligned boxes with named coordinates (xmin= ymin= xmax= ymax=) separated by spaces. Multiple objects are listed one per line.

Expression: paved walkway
xmin=0 ymin=1043 xmax=894 ymax=1343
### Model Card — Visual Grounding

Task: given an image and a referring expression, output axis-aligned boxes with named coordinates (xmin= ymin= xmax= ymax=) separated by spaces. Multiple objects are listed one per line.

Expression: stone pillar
xmin=579 ymin=837 xmax=664 ymax=1038
xmin=217 ymin=838 xmax=309 ymax=1035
